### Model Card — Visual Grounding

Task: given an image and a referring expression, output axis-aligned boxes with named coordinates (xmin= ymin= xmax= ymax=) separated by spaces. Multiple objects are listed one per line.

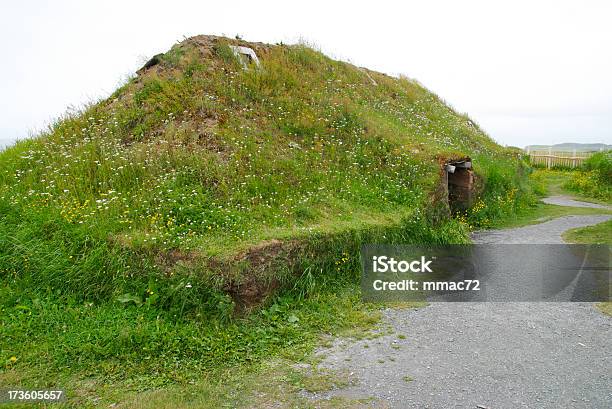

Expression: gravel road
xmin=541 ymin=196 xmax=611 ymax=210
xmin=311 ymin=199 xmax=612 ymax=408
xmin=471 ymin=214 xmax=611 ymax=244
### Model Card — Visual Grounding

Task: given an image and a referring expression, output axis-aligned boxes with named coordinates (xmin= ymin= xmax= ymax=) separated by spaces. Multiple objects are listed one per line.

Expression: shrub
xmin=583 ymin=151 xmax=612 ymax=181
xmin=564 ymin=151 xmax=611 ymax=201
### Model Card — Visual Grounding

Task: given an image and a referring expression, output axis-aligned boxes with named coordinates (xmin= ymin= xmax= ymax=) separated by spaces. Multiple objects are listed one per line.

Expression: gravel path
xmin=542 ymin=195 xmax=611 ymax=210
xmin=471 ymin=214 xmax=612 ymax=244
xmin=311 ymin=199 xmax=612 ymax=408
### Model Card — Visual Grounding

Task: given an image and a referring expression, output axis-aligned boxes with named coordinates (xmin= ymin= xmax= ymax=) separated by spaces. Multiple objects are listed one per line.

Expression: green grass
xmin=529 ymin=167 xmax=611 ymax=205
xmin=563 ymin=151 xmax=612 ymax=202
xmin=3 ymin=359 xmax=374 ymax=409
xmin=530 ymin=168 xmax=572 ymax=195
xmin=106 ymin=361 xmax=374 ymax=409
xmin=563 ymin=219 xmax=612 ymax=244
xmin=0 ymin=35 xmax=536 ymax=406
xmin=598 ymin=303 xmax=612 ymax=317
xmin=0 ymin=283 xmax=380 ymax=406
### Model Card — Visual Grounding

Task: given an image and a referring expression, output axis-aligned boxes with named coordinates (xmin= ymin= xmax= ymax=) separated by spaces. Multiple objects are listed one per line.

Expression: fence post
xmin=572 ymin=149 xmax=576 ymax=168
xmin=547 ymin=147 xmax=552 ymax=169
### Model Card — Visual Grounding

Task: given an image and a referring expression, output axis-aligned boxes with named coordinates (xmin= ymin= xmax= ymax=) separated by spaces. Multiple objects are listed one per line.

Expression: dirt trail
xmin=311 ymin=199 xmax=611 ymax=408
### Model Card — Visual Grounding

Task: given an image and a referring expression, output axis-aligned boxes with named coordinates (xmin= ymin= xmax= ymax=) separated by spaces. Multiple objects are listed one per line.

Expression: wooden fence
xmin=526 ymin=148 xmax=595 ymax=169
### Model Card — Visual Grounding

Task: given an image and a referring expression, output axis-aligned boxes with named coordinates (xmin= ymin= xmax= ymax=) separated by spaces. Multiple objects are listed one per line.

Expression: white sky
xmin=1 ymin=0 xmax=611 ymax=149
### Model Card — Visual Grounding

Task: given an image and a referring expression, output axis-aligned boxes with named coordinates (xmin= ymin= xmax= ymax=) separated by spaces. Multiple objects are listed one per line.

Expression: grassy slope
xmin=0 ymin=37 xmax=502 ymax=256
xmin=0 ymin=36 xmax=532 ymax=406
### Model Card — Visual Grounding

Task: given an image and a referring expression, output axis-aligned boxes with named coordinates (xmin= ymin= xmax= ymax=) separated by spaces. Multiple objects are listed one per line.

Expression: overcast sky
xmin=1 ymin=0 xmax=611 ymax=150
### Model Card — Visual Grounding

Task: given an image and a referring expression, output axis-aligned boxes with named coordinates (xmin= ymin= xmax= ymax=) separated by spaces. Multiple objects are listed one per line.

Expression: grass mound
xmin=0 ymin=35 xmax=517 ymax=307
xmin=0 ymin=36 xmax=532 ymax=391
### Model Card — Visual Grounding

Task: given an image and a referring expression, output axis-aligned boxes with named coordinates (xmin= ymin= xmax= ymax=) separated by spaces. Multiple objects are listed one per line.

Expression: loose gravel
xmin=309 ymin=199 xmax=612 ymax=408
xmin=542 ymin=195 xmax=611 ymax=210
